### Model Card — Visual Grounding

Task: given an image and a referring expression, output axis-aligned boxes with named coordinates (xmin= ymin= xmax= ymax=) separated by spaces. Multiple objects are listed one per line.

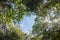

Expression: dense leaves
xmin=0 ymin=0 xmax=60 ymax=40
xmin=0 ymin=25 xmax=26 ymax=40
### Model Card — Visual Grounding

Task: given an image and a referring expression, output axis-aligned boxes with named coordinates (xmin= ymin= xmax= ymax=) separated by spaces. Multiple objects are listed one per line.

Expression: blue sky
xmin=20 ymin=14 xmax=36 ymax=34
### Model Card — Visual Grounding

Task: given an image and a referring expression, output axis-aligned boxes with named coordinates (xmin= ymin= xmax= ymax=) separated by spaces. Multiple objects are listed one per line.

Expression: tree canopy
xmin=0 ymin=0 xmax=60 ymax=40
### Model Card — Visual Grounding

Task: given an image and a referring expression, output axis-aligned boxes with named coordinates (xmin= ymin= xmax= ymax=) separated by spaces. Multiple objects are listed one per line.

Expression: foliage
xmin=0 ymin=0 xmax=60 ymax=40
xmin=0 ymin=0 xmax=60 ymax=23
xmin=22 ymin=0 xmax=60 ymax=16
xmin=0 ymin=0 xmax=26 ymax=24
xmin=32 ymin=10 xmax=60 ymax=40
xmin=0 ymin=25 xmax=26 ymax=40
xmin=26 ymin=0 xmax=60 ymax=40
